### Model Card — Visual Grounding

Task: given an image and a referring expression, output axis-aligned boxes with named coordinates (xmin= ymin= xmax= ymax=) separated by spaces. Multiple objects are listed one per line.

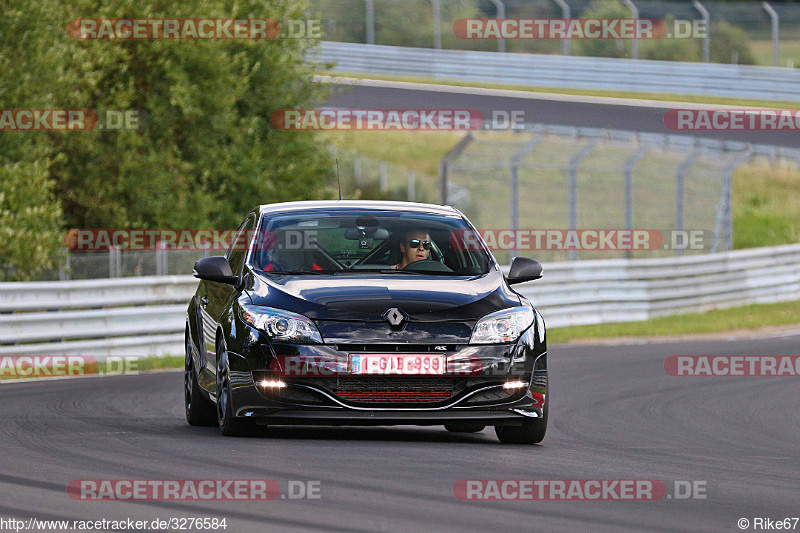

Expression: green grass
xmin=548 ymin=299 xmax=800 ymax=343
xmin=0 ymin=354 xmax=182 ymax=381
xmin=751 ymin=39 xmax=800 ymax=68
xmin=328 ymin=130 xmax=464 ymax=177
xmin=325 ymin=71 xmax=800 ymax=110
xmin=733 ymin=162 xmax=800 ymax=249
xmin=137 ymin=355 xmax=183 ymax=371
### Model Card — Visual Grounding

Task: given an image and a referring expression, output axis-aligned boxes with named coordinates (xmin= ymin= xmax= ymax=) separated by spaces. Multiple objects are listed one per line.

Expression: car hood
xmin=246 ymin=269 xmax=520 ymax=322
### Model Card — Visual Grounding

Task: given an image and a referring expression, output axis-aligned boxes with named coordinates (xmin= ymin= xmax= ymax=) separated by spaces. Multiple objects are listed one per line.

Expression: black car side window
xmin=227 ymin=215 xmax=255 ymax=278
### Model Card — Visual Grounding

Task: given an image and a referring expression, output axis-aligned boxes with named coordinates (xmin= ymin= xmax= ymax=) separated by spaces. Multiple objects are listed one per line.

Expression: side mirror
xmin=193 ymin=256 xmax=238 ymax=285
xmin=507 ymin=257 xmax=543 ymax=285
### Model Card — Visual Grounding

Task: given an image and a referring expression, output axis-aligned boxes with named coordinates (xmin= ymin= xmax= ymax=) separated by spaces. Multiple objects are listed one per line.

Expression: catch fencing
xmin=439 ymin=126 xmax=794 ymax=263
xmin=312 ymin=0 xmax=800 ymax=68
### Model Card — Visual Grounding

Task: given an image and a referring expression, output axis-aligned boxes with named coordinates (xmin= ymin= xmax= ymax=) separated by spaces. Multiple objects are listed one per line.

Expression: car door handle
xmin=200 ymin=296 xmax=209 ymax=307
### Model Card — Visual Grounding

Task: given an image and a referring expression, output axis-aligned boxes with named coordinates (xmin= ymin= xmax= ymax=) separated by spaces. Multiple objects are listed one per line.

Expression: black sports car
xmin=185 ymin=200 xmax=548 ymax=443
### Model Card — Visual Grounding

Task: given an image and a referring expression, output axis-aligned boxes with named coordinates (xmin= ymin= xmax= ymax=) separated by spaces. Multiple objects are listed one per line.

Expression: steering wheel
xmin=402 ymin=259 xmax=453 ymax=272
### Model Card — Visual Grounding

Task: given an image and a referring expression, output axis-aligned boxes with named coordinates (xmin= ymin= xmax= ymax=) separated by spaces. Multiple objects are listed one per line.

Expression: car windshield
xmin=248 ymin=209 xmax=492 ymax=276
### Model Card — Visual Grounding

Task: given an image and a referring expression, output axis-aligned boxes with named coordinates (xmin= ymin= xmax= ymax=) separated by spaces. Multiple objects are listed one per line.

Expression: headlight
xmin=240 ymin=305 xmax=323 ymax=344
xmin=470 ymin=306 xmax=534 ymax=344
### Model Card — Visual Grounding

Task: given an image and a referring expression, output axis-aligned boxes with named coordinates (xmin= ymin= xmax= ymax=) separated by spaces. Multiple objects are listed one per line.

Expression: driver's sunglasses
xmin=407 ymin=239 xmax=432 ymax=250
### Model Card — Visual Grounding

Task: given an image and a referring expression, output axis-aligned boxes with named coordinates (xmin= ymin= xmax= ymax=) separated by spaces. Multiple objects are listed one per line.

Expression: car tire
xmin=495 ymin=397 xmax=548 ymax=444
xmin=444 ymin=423 xmax=486 ymax=433
xmin=185 ymin=334 xmax=216 ymax=426
xmin=216 ymin=338 xmax=251 ymax=437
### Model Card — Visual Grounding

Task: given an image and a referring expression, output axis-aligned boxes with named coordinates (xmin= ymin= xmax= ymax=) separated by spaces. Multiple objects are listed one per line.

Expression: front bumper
xmin=225 ymin=327 xmax=547 ymax=426
xmin=237 ymin=401 xmax=544 ymax=427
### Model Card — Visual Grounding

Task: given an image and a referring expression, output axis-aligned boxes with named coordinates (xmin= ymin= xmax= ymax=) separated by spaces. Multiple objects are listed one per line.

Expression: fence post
xmin=431 ymin=0 xmax=441 ymax=49
xmin=156 ymin=241 xmax=167 ymax=276
xmin=408 ymin=170 xmax=416 ymax=201
xmin=379 ymin=162 xmax=388 ymax=193
xmin=724 ymin=150 xmax=750 ymax=251
xmin=622 ymin=0 xmax=639 ymax=59
xmin=439 ymin=132 xmax=473 ymax=204
xmin=762 ymin=2 xmax=779 ymax=67
xmin=552 ymin=0 xmax=571 ymax=56
xmin=354 ymin=156 xmax=362 ymax=185
xmin=109 ymin=246 xmax=121 ymax=278
xmin=60 ymin=249 xmax=70 ymax=281
xmin=365 ymin=0 xmax=375 ymax=45
xmin=675 ymin=149 xmax=699 ymax=257
xmin=693 ymin=0 xmax=710 ymax=63
xmin=510 ymin=136 xmax=543 ymax=259
xmin=623 ymin=145 xmax=648 ymax=258
xmin=488 ymin=0 xmax=506 ymax=53
xmin=568 ymin=140 xmax=599 ymax=261
xmin=711 ymin=149 xmax=750 ymax=252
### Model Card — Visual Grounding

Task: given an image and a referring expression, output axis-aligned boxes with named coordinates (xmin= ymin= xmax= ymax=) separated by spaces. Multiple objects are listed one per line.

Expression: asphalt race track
xmin=325 ymin=81 xmax=800 ymax=149
xmin=1 ymin=334 xmax=798 ymax=532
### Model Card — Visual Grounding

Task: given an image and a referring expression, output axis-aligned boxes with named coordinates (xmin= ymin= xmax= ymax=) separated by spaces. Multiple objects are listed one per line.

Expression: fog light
xmin=259 ymin=379 xmax=286 ymax=388
xmin=503 ymin=380 xmax=527 ymax=389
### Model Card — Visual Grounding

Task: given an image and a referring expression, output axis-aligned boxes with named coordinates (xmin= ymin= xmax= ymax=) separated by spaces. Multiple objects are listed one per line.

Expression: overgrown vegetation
xmin=0 ymin=0 xmax=334 ymax=281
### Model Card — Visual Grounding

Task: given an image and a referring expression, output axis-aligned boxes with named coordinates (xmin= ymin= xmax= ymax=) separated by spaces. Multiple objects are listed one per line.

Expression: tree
xmin=0 ymin=0 xmax=335 ymax=280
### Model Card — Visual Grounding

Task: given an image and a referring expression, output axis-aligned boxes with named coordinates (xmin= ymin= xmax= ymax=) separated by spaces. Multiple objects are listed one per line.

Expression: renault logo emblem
xmin=384 ymin=307 xmax=406 ymax=327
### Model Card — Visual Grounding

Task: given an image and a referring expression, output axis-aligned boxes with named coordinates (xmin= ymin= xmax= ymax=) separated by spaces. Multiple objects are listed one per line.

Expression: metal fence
xmin=439 ymin=125 xmax=799 ymax=263
xmin=311 ymin=0 xmax=800 ymax=67
xmin=333 ymin=148 xmax=439 ymax=202
xmin=3 ymin=243 xmax=799 ymax=356
xmin=63 ymin=248 xmax=210 ymax=280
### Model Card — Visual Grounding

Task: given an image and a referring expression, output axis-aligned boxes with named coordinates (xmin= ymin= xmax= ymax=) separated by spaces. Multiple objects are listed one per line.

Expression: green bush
xmin=640 ymin=17 xmax=702 ymax=62
xmin=710 ymin=20 xmax=757 ymax=65
xmin=0 ymin=154 xmax=64 ymax=281
xmin=572 ymin=0 xmax=633 ymax=59
xmin=640 ymin=37 xmax=702 ymax=62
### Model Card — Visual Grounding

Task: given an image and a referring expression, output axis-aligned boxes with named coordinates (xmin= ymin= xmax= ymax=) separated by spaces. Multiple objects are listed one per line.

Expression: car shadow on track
xmin=176 ymin=423 xmax=526 ymax=444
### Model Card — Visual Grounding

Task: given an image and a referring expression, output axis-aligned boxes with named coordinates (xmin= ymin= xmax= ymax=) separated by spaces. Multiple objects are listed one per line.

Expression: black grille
xmin=335 ymin=377 xmax=457 ymax=392
xmin=332 ymin=376 xmax=461 ymax=404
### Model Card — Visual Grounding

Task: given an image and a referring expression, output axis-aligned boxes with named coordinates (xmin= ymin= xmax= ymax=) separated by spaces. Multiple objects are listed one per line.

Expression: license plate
xmin=349 ymin=354 xmax=446 ymax=375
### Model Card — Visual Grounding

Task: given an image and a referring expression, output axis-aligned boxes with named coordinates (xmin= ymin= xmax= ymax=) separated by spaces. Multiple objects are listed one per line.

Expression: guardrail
xmin=319 ymin=41 xmax=800 ymax=102
xmin=515 ymin=243 xmax=800 ymax=327
xmin=1 ymin=243 xmax=799 ymax=356
xmin=0 ymin=276 xmax=196 ymax=357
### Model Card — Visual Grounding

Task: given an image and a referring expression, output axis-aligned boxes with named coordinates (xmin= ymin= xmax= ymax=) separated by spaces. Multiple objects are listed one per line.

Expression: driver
xmin=392 ymin=229 xmax=431 ymax=269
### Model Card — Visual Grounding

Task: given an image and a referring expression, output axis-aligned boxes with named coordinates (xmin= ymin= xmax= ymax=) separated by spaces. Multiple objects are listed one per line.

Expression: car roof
xmin=257 ymin=200 xmax=460 ymax=217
